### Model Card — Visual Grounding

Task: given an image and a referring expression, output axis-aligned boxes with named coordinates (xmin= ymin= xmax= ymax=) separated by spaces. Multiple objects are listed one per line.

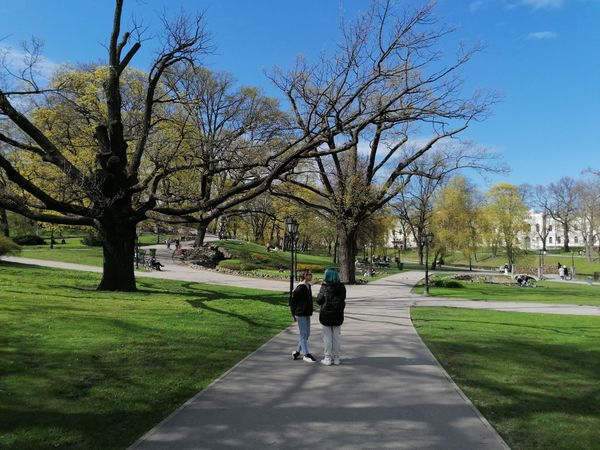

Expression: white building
xmin=518 ymin=209 xmax=591 ymax=250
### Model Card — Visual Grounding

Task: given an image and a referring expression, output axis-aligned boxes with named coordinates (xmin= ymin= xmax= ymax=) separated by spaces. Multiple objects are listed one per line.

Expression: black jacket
xmin=317 ymin=282 xmax=346 ymax=326
xmin=290 ymin=283 xmax=313 ymax=316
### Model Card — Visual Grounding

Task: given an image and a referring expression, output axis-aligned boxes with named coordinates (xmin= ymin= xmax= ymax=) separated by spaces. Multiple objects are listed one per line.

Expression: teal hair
xmin=324 ymin=268 xmax=341 ymax=284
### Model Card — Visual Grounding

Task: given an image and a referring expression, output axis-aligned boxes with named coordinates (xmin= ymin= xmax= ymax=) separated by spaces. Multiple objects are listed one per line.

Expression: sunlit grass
xmin=413 ymin=276 xmax=600 ymax=306
xmin=412 ymin=307 xmax=600 ymax=450
xmin=0 ymin=262 xmax=290 ymax=449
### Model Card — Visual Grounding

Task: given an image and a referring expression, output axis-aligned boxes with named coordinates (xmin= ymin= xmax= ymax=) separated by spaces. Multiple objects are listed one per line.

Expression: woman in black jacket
xmin=317 ymin=268 xmax=346 ymax=366
xmin=290 ymin=270 xmax=317 ymax=362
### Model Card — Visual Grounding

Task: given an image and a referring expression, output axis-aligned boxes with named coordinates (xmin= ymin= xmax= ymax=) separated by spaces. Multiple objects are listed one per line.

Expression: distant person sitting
xmin=150 ymin=257 xmax=164 ymax=271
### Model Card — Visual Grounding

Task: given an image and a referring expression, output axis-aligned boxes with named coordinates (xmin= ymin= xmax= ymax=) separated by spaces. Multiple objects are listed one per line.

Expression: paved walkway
xmin=3 ymin=250 xmax=599 ymax=449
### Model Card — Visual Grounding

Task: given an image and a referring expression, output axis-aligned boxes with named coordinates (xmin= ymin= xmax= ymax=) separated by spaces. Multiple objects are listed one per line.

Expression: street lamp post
xmin=285 ymin=217 xmax=299 ymax=305
xmin=393 ymin=241 xmax=403 ymax=270
xmin=423 ymin=232 xmax=433 ymax=296
xmin=538 ymin=248 xmax=543 ymax=280
xmin=369 ymin=240 xmax=374 ymax=276
xmin=571 ymin=251 xmax=575 ymax=279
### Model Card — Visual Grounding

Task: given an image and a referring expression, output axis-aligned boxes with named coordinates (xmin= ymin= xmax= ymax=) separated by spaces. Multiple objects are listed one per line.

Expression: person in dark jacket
xmin=317 ymin=268 xmax=346 ymax=366
xmin=290 ymin=270 xmax=316 ymax=362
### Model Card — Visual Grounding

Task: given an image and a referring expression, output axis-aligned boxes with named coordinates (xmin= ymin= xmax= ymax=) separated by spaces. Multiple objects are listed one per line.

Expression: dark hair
xmin=324 ymin=268 xmax=340 ymax=283
xmin=300 ymin=270 xmax=312 ymax=281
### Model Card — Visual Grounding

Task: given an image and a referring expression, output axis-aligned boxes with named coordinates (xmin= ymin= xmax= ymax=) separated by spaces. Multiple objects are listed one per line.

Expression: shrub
xmin=0 ymin=235 xmax=21 ymax=256
xmin=218 ymin=260 xmax=258 ymax=271
xmin=219 ymin=259 xmax=243 ymax=271
xmin=240 ymin=262 xmax=258 ymax=271
xmin=12 ymin=234 xmax=45 ymax=245
xmin=296 ymin=263 xmax=325 ymax=273
xmin=250 ymin=252 xmax=270 ymax=264
xmin=81 ymin=233 xmax=103 ymax=246
xmin=431 ymin=279 xmax=464 ymax=288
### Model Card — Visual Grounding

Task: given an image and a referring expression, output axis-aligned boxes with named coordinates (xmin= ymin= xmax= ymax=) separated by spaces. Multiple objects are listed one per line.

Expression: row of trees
xmin=523 ymin=176 xmax=600 ymax=258
xmin=0 ymin=0 xmax=495 ymax=289
xmin=395 ymin=173 xmax=600 ymax=268
xmin=395 ymin=176 xmax=527 ymax=267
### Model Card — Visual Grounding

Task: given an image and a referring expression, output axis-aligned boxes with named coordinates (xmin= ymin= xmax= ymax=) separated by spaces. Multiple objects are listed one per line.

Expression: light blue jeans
xmin=322 ymin=325 xmax=341 ymax=360
xmin=296 ymin=316 xmax=311 ymax=354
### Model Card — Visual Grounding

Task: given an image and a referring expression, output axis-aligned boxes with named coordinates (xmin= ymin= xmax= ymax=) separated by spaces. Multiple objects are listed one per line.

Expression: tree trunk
xmin=430 ymin=249 xmax=438 ymax=270
xmin=337 ymin=227 xmax=358 ymax=284
xmin=97 ymin=216 xmax=137 ymax=292
xmin=563 ymin=226 xmax=570 ymax=252
xmin=269 ymin=221 xmax=276 ymax=244
xmin=194 ymin=220 xmax=209 ymax=247
xmin=0 ymin=207 xmax=9 ymax=237
xmin=333 ymin=236 xmax=338 ymax=264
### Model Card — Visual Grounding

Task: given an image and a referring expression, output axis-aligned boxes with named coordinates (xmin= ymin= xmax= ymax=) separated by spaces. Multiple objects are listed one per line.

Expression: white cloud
xmin=469 ymin=1 xmax=485 ymax=12
xmin=0 ymin=43 xmax=58 ymax=86
xmin=527 ymin=31 xmax=558 ymax=39
xmin=520 ymin=0 xmax=565 ymax=10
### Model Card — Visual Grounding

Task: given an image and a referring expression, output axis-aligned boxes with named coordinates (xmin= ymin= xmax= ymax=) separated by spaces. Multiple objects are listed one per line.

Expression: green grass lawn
xmin=215 ymin=239 xmax=335 ymax=268
xmin=413 ymin=276 xmax=600 ymax=306
xmin=17 ymin=235 xmax=165 ymax=267
xmin=0 ymin=262 xmax=291 ymax=450
xmin=20 ymin=246 xmax=104 ymax=266
xmin=411 ymin=307 xmax=600 ymax=450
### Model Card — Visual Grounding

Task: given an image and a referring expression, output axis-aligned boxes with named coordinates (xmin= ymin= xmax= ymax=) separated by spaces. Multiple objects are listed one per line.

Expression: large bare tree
xmin=574 ymin=179 xmax=600 ymax=261
xmin=522 ymin=184 xmax=553 ymax=251
xmin=158 ymin=66 xmax=287 ymax=246
xmin=547 ymin=177 xmax=579 ymax=252
xmin=270 ymin=1 xmax=495 ymax=283
xmin=0 ymin=1 xmax=214 ymax=290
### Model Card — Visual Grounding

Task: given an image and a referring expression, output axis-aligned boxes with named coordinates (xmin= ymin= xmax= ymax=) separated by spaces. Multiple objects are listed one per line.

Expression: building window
xmin=574 ymin=236 xmax=579 ymax=244
xmin=557 ymin=236 xmax=561 ymax=244
xmin=548 ymin=225 xmax=553 ymax=232
xmin=536 ymin=224 xmax=540 ymax=232
xmin=549 ymin=237 xmax=553 ymax=244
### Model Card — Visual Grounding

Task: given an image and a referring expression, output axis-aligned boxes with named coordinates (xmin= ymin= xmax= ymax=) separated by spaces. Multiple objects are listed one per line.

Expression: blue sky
xmin=1 ymin=0 xmax=599 ymax=188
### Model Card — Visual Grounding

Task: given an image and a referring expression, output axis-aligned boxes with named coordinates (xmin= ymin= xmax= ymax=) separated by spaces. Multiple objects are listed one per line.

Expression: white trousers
xmin=322 ymin=325 xmax=341 ymax=359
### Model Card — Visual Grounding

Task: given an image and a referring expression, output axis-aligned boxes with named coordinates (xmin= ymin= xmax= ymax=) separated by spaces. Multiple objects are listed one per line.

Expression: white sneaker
xmin=303 ymin=354 xmax=316 ymax=363
xmin=333 ymin=358 xmax=341 ymax=365
xmin=321 ymin=358 xmax=332 ymax=366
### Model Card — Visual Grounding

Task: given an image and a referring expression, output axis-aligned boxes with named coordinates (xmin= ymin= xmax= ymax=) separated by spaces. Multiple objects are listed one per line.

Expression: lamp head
xmin=285 ymin=217 xmax=299 ymax=235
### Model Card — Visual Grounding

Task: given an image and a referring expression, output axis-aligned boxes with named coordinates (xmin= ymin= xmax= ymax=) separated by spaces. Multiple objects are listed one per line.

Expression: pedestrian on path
xmin=290 ymin=270 xmax=316 ymax=363
xmin=317 ymin=268 xmax=346 ymax=366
